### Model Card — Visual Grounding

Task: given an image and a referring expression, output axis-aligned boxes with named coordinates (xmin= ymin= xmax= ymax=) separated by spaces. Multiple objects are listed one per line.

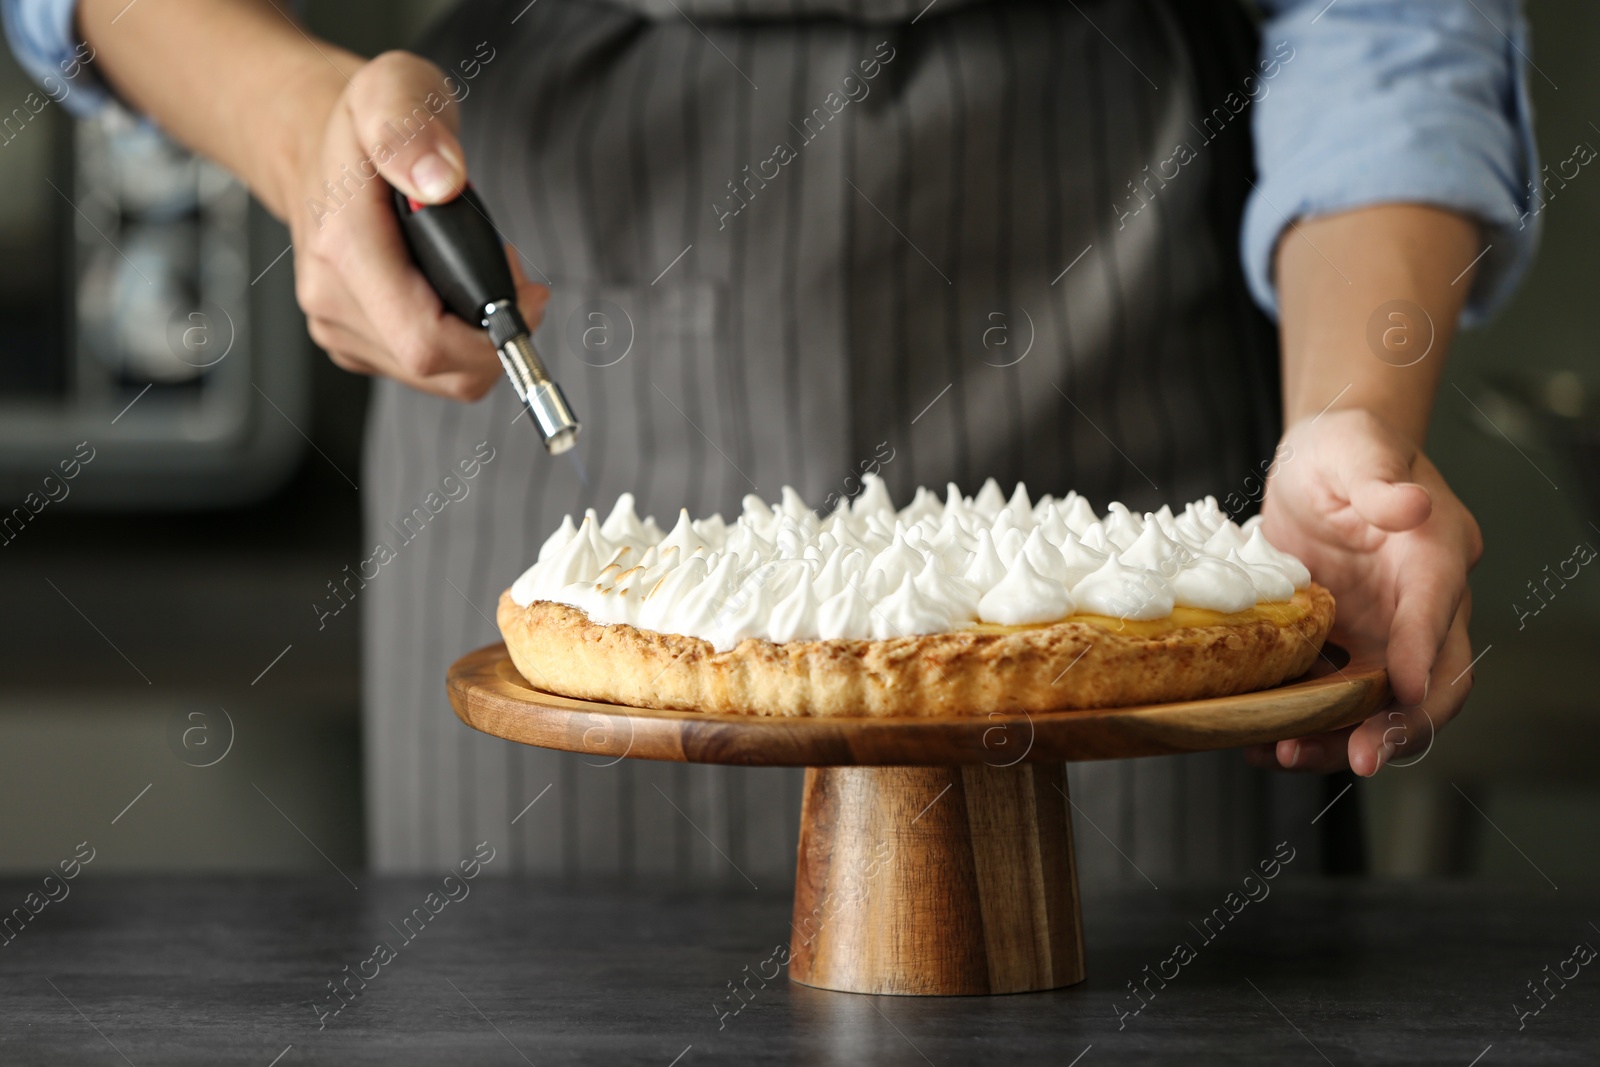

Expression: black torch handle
xmin=391 ymin=184 xmax=582 ymax=457
xmin=392 ymin=185 xmax=526 ymax=346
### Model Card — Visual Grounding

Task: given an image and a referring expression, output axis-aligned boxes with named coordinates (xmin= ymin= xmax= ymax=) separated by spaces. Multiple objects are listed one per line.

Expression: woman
xmin=14 ymin=0 xmax=1525 ymax=883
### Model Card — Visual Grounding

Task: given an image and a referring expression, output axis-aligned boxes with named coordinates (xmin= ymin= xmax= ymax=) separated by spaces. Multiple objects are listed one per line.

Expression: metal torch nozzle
xmin=496 ymin=331 xmax=581 ymax=455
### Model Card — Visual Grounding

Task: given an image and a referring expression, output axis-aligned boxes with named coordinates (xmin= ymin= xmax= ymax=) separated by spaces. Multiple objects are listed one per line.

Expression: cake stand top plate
xmin=446 ymin=640 xmax=1387 ymax=767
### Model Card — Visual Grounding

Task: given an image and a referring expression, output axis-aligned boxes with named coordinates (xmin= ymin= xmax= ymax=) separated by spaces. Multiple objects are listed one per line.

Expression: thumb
xmin=1335 ymin=421 xmax=1432 ymax=532
xmin=1350 ymin=479 xmax=1432 ymax=533
xmin=346 ymin=51 xmax=466 ymax=204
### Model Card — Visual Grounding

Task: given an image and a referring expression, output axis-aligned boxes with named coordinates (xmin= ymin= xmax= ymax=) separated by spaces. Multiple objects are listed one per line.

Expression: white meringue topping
xmin=509 ymin=475 xmax=1315 ymax=645
xmin=1225 ymin=547 xmax=1297 ymax=602
xmin=979 ymin=552 xmax=1075 ymax=625
xmin=962 ymin=529 xmax=1008 ymax=593
xmin=1169 ymin=554 xmax=1259 ymax=614
xmin=872 ymin=573 xmax=954 ymax=640
xmin=1239 ymin=528 xmax=1311 ymax=589
xmin=1072 ymin=552 xmax=1176 ymax=620
xmin=817 ymin=584 xmax=874 ymax=640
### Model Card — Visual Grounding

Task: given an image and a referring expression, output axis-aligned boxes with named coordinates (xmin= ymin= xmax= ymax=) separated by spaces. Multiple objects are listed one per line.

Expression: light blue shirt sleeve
xmin=1245 ymin=0 xmax=1540 ymax=326
xmin=1 ymin=0 xmax=112 ymax=117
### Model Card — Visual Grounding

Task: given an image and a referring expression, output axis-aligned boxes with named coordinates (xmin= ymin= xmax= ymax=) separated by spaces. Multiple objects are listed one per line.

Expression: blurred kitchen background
xmin=0 ymin=0 xmax=1596 ymax=887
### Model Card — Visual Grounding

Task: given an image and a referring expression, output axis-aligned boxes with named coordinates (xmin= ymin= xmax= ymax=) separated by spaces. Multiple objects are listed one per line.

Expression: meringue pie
xmin=495 ymin=477 xmax=1335 ymax=717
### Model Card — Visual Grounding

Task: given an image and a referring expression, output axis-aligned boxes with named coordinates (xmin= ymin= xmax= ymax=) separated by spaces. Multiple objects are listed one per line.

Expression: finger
xmin=1330 ymin=417 xmax=1431 ymax=531
xmin=1350 ymin=480 xmax=1432 ymax=532
xmin=1243 ymin=726 xmax=1357 ymax=774
xmin=318 ymin=158 xmax=501 ymax=383
xmin=296 ymin=258 xmax=381 ymax=345
xmin=517 ymin=280 xmax=550 ymax=330
xmin=1243 ymin=743 xmax=1276 ymax=769
xmin=1438 ymin=592 xmax=1476 ymax=704
xmin=506 ymin=244 xmax=551 ymax=329
xmin=298 ymin=253 xmax=495 ymax=394
xmin=310 ymin=315 xmax=498 ymax=401
xmin=299 ymin=75 xmax=500 ymax=388
xmin=307 ymin=316 xmax=379 ymax=376
xmin=347 ymin=51 xmax=466 ymax=204
xmin=1348 ymin=603 xmax=1474 ymax=776
xmin=328 ymin=58 xmax=505 ymax=382
xmin=1386 ymin=553 xmax=1468 ymax=705
xmin=1349 ymin=704 xmax=1434 ymax=778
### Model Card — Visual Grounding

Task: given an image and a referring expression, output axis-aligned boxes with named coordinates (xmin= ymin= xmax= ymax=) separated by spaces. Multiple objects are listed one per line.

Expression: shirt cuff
xmin=2 ymin=0 xmax=116 ymax=119
xmin=1243 ymin=0 xmax=1540 ymax=328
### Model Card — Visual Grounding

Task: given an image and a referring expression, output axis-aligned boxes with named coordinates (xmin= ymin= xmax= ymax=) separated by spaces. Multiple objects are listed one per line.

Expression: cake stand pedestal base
xmin=787 ymin=764 xmax=1085 ymax=996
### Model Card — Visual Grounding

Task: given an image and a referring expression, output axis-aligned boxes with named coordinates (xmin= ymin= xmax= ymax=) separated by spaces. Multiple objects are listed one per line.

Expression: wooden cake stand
xmin=447 ymin=640 xmax=1386 ymax=996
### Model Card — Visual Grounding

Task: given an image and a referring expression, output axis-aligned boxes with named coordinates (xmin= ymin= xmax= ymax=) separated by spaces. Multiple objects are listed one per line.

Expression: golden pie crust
xmin=495 ymin=583 xmax=1336 ymax=718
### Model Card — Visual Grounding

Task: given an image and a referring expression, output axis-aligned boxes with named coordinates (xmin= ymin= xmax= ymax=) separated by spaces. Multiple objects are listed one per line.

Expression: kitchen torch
xmin=392 ymin=186 xmax=580 ymax=455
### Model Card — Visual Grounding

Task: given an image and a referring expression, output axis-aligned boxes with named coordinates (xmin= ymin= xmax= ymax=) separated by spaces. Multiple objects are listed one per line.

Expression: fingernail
xmin=412 ymin=153 xmax=459 ymax=201
xmin=1374 ymin=740 xmax=1396 ymax=773
xmin=1293 ymin=740 xmax=1323 ymax=768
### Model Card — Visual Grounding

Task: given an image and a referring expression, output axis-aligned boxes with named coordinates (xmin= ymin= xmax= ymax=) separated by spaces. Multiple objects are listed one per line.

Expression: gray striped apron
xmin=363 ymin=0 xmax=1336 ymax=882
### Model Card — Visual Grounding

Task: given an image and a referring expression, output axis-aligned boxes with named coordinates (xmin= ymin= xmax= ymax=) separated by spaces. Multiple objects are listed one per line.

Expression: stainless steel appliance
xmin=0 ymin=51 xmax=307 ymax=512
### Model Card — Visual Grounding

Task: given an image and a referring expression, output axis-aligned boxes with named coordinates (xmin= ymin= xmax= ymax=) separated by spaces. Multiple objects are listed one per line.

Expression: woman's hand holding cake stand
xmin=1249 ymin=409 xmax=1481 ymax=776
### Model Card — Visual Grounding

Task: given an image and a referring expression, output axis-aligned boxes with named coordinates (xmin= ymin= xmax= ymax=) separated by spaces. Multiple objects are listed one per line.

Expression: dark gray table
xmin=1 ymin=876 xmax=1594 ymax=1065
